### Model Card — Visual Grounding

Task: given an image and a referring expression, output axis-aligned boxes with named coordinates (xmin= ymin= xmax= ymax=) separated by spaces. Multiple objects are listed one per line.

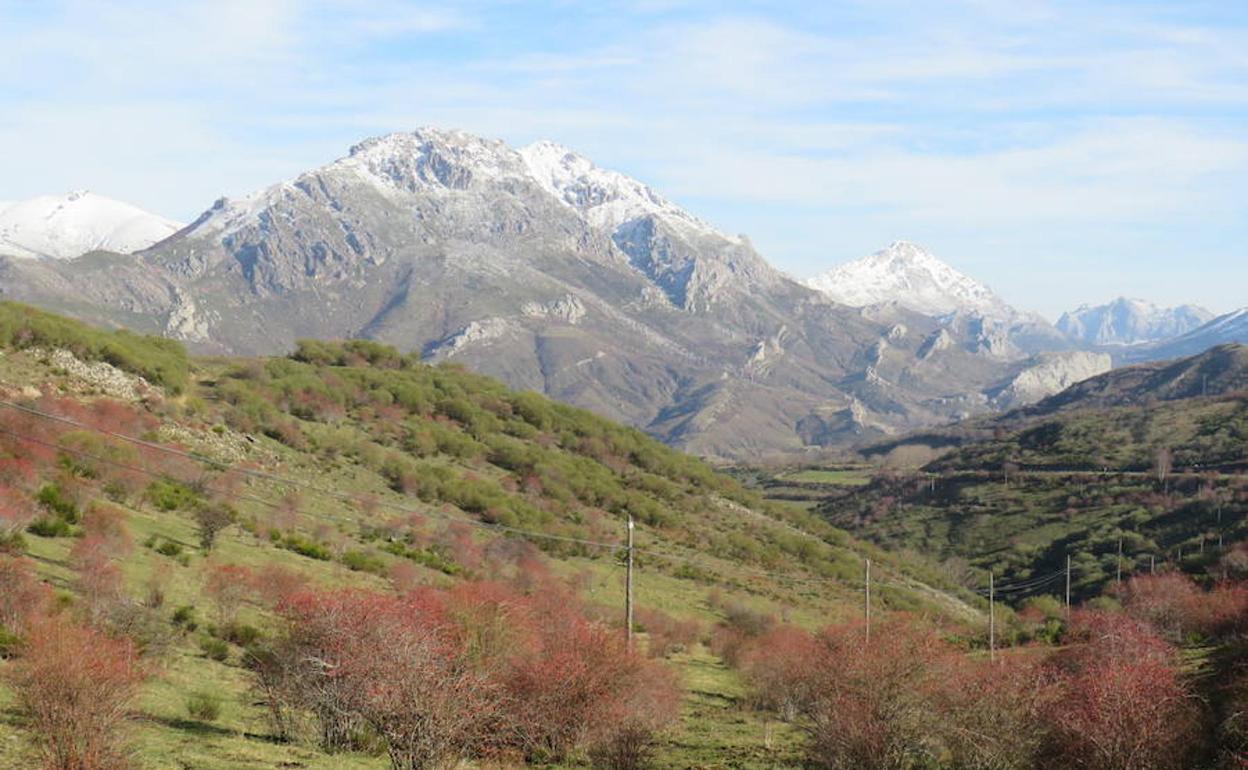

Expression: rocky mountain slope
xmin=0 ymin=190 xmax=181 ymax=260
xmin=0 ymin=130 xmax=1112 ymax=458
xmin=1056 ymin=297 xmax=1212 ymax=346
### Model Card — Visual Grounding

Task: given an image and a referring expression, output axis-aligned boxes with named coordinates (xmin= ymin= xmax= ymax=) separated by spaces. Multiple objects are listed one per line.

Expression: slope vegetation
xmin=0 ymin=303 xmax=973 ymax=770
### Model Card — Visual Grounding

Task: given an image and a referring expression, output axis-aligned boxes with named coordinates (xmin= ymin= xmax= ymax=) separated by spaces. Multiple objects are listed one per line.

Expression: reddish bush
xmin=1041 ymin=610 xmax=1200 ymax=770
xmin=203 ymin=563 xmax=255 ymax=626
xmin=249 ymin=564 xmax=305 ymax=608
xmin=70 ymin=534 xmax=125 ymax=624
xmin=0 ymin=486 xmax=36 ymax=549
xmin=1119 ymin=574 xmax=1248 ymax=642
xmin=738 ymin=624 xmax=823 ymax=719
xmin=938 ymin=651 xmax=1052 ymax=769
xmin=709 ymin=601 xmax=776 ymax=666
xmin=801 ymin=618 xmax=953 ymax=770
xmin=635 ymin=607 xmax=701 ymax=659
xmin=6 ymin=615 xmax=146 ymax=770
xmin=263 ymin=581 xmax=680 ymax=768
xmin=0 ymin=555 xmax=50 ymax=634
xmin=1118 ymin=573 xmax=1202 ymax=641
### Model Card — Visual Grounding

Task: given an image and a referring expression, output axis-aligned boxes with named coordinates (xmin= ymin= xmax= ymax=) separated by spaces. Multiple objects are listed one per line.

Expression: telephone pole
xmin=864 ymin=558 xmax=872 ymax=643
xmin=625 ymin=516 xmax=634 ymax=650
xmin=1065 ymin=555 xmax=1072 ymax=617
xmin=989 ymin=572 xmax=996 ymax=663
xmin=1116 ymin=538 xmax=1123 ymax=584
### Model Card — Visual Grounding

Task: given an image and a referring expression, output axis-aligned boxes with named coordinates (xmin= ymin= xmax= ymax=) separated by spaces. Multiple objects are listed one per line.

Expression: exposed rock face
xmin=1030 ymin=343 xmax=1248 ymax=414
xmin=1057 ymin=297 xmax=1213 ymax=346
xmin=0 ymin=128 xmax=1064 ymax=458
xmin=987 ymin=351 xmax=1113 ymax=408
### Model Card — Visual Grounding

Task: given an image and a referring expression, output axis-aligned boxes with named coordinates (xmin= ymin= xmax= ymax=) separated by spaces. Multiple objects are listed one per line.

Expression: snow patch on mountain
xmin=0 ymin=191 xmax=181 ymax=260
xmin=1056 ymin=297 xmax=1213 ymax=346
xmin=519 ymin=140 xmax=726 ymax=239
xmin=806 ymin=241 xmax=1016 ymax=320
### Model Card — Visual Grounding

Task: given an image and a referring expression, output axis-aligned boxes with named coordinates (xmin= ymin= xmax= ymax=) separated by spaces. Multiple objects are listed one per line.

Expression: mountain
xmin=0 ymin=190 xmax=181 ymax=260
xmin=0 ymin=129 xmax=1085 ymax=459
xmin=1022 ymin=342 xmax=1248 ymax=415
xmin=806 ymin=241 xmax=1071 ymax=361
xmin=806 ymin=241 xmax=1016 ymax=320
xmin=1056 ymin=297 xmax=1213 ymax=346
xmin=1121 ymin=308 xmax=1248 ymax=363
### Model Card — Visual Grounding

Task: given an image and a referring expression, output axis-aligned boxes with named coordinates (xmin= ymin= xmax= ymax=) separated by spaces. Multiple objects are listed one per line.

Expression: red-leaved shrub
xmin=6 ymin=615 xmax=146 ymax=770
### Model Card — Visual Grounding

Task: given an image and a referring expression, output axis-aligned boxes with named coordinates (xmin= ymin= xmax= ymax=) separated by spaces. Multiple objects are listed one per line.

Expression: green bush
xmin=341 ymin=549 xmax=387 ymax=574
xmin=199 ymin=636 xmax=229 ymax=661
xmin=172 ymin=605 xmax=198 ymax=632
xmin=27 ymin=516 xmax=73 ymax=538
xmin=35 ymin=482 xmax=79 ymax=522
xmin=146 ymin=478 xmax=201 ymax=512
xmin=185 ymin=691 xmax=221 ymax=722
xmin=216 ymin=623 xmax=263 ymax=647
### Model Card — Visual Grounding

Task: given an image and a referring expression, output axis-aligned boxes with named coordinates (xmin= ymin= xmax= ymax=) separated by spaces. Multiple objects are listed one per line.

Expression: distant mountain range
xmin=0 ymin=128 xmax=1240 ymax=458
xmin=1056 ymin=297 xmax=1213 ymax=346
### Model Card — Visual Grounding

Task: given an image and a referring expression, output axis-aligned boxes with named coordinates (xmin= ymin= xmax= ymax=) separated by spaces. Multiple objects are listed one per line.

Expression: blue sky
xmin=1 ymin=1 xmax=1245 ymax=318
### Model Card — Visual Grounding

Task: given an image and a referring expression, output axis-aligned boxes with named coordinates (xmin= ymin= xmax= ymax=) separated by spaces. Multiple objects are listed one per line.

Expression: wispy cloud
xmin=0 ymin=0 xmax=1244 ymax=316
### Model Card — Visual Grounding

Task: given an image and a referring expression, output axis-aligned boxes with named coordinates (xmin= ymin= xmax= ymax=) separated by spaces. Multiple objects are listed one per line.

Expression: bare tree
xmin=1154 ymin=447 xmax=1173 ymax=493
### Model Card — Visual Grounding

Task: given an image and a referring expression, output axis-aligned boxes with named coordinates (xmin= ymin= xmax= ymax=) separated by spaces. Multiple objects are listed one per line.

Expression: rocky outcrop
xmin=988 ymin=351 xmax=1113 ymax=408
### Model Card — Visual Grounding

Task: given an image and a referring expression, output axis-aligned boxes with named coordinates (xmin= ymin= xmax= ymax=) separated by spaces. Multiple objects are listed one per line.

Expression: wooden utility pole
xmin=864 ymin=558 xmax=872 ymax=643
xmin=1150 ymin=554 xmax=1156 ymax=575
xmin=1116 ymin=538 xmax=1123 ymax=584
xmin=625 ymin=516 xmax=634 ymax=649
xmin=1065 ymin=555 xmax=1072 ymax=617
xmin=989 ymin=572 xmax=996 ymax=663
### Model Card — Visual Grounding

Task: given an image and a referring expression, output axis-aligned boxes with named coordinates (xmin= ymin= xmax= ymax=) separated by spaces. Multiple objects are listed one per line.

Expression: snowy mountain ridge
xmin=805 ymin=241 xmax=1018 ymax=320
xmin=0 ymin=191 xmax=181 ymax=260
xmin=1056 ymin=297 xmax=1214 ymax=346
xmin=191 ymin=128 xmax=728 ymax=248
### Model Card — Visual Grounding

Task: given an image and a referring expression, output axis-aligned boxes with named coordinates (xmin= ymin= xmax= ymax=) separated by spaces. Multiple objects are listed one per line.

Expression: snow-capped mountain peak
xmin=0 ymin=191 xmax=181 ymax=260
xmin=1056 ymin=297 xmax=1213 ymax=346
xmin=189 ymin=129 xmax=730 ymax=248
xmin=518 ymin=139 xmax=720 ymax=236
xmin=805 ymin=241 xmax=1016 ymax=319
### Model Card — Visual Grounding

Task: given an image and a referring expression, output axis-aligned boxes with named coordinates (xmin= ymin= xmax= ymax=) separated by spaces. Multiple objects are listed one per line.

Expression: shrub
xmin=1040 ymin=610 xmax=1201 ymax=770
xmin=171 ymin=605 xmax=196 ymax=627
xmin=0 ymin=556 xmax=50 ymax=634
xmin=194 ymin=502 xmax=236 ymax=550
xmin=200 ymin=636 xmax=230 ymax=662
xmin=203 ymin=563 xmax=254 ymax=626
xmin=185 ymin=691 xmax=221 ymax=722
xmin=27 ymin=515 xmax=73 ymax=538
xmin=5 ymin=615 xmax=146 ymax=770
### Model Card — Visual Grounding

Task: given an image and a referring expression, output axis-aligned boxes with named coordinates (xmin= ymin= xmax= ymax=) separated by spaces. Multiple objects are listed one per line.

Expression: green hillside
xmin=0 ymin=302 xmax=976 ymax=770
xmin=803 ymin=347 xmax=1248 ymax=601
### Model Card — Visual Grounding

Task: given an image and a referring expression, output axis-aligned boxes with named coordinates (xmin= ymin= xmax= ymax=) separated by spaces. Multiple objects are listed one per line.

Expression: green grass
xmin=777 ymin=468 xmax=872 ymax=486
